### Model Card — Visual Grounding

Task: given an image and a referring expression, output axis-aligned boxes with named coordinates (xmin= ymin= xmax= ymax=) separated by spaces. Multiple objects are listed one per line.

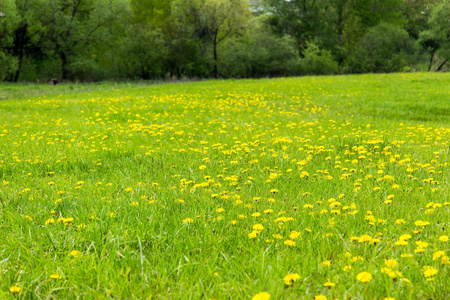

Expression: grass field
xmin=0 ymin=73 xmax=449 ymax=299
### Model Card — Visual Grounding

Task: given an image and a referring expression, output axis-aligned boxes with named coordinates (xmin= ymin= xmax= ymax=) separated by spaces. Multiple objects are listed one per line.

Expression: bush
xmin=299 ymin=42 xmax=339 ymax=75
xmin=118 ymin=25 xmax=168 ymax=80
xmin=218 ymin=24 xmax=300 ymax=78
xmin=349 ymin=23 xmax=414 ymax=73
xmin=0 ymin=52 xmax=18 ymax=81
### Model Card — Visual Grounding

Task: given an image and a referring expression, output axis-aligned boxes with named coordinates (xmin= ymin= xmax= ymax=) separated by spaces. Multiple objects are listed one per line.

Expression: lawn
xmin=0 ymin=73 xmax=449 ymax=299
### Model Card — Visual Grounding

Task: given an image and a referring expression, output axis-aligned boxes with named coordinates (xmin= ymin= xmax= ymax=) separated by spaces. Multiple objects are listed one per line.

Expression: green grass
xmin=0 ymin=73 xmax=449 ymax=299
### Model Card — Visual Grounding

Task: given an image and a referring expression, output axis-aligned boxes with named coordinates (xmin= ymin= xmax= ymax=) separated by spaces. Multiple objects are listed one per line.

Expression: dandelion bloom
xmin=356 ymin=271 xmax=372 ymax=283
xmin=284 ymin=240 xmax=296 ymax=246
xmin=422 ymin=266 xmax=438 ymax=277
xmin=384 ymin=259 xmax=398 ymax=268
xmin=315 ymin=296 xmax=327 ymax=300
xmin=321 ymin=260 xmax=331 ymax=267
xmin=69 ymin=250 xmax=81 ymax=257
xmin=10 ymin=286 xmax=21 ymax=293
xmin=439 ymin=235 xmax=449 ymax=242
xmin=253 ymin=224 xmax=264 ymax=231
xmin=252 ymin=292 xmax=270 ymax=300
xmin=182 ymin=218 xmax=193 ymax=224
xmin=283 ymin=273 xmax=300 ymax=286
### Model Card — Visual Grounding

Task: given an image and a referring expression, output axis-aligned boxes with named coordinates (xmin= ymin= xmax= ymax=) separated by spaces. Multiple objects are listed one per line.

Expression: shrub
xmin=299 ymin=42 xmax=339 ymax=75
xmin=349 ymin=23 xmax=414 ymax=73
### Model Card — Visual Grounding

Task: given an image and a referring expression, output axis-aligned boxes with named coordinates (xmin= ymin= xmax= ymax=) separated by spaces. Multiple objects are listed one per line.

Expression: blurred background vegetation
xmin=0 ymin=0 xmax=449 ymax=82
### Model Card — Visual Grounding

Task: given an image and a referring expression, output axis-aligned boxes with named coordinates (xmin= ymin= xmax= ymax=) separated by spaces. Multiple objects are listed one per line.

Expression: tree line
xmin=0 ymin=0 xmax=449 ymax=82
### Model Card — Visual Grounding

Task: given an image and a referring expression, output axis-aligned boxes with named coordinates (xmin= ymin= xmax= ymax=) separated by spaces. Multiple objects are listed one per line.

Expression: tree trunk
xmin=436 ymin=59 xmax=448 ymax=72
xmin=61 ymin=52 xmax=69 ymax=80
xmin=213 ymin=30 xmax=218 ymax=78
xmin=12 ymin=24 xmax=28 ymax=82
xmin=428 ymin=52 xmax=434 ymax=71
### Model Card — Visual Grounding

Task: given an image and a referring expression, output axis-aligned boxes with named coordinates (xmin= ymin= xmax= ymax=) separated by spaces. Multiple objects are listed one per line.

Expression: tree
xmin=172 ymin=0 xmax=250 ymax=77
xmin=419 ymin=1 xmax=450 ymax=71
xmin=40 ymin=0 xmax=129 ymax=80
xmin=119 ymin=24 xmax=168 ymax=79
xmin=218 ymin=17 xmax=301 ymax=77
xmin=0 ymin=0 xmax=19 ymax=81
xmin=401 ymin=0 xmax=440 ymax=39
xmin=263 ymin=0 xmax=325 ymax=54
xmin=349 ymin=22 xmax=414 ymax=73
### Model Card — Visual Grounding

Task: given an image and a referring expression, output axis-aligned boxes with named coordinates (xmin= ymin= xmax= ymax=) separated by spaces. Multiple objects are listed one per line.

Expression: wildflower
xmin=289 ymin=231 xmax=301 ymax=240
xmin=253 ymin=224 xmax=264 ymax=231
xmin=321 ymin=260 xmax=331 ymax=267
xmin=384 ymin=259 xmax=398 ymax=268
xmin=45 ymin=218 xmax=55 ymax=225
xmin=433 ymin=251 xmax=445 ymax=260
xmin=323 ymin=281 xmax=335 ymax=287
xmin=69 ymin=250 xmax=81 ymax=257
xmin=283 ymin=273 xmax=300 ymax=286
xmin=356 ymin=271 xmax=372 ymax=283
xmin=422 ymin=266 xmax=438 ymax=277
xmin=358 ymin=234 xmax=372 ymax=243
xmin=439 ymin=235 xmax=449 ymax=242
xmin=252 ymin=292 xmax=270 ymax=300
xmin=343 ymin=265 xmax=352 ymax=271
xmin=284 ymin=240 xmax=296 ymax=246
xmin=9 ymin=286 xmax=21 ymax=294
xmin=248 ymin=231 xmax=258 ymax=239
xmin=315 ymin=296 xmax=327 ymax=300
xmin=414 ymin=220 xmax=430 ymax=227
xmin=50 ymin=274 xmax=61 ymax=280
xmin=182 ymin=218 xmax=193 ymax=224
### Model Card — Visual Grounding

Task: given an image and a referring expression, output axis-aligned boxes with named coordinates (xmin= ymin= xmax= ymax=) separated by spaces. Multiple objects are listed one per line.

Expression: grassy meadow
xmin=0 ymin=73 xmax=449 ymax=299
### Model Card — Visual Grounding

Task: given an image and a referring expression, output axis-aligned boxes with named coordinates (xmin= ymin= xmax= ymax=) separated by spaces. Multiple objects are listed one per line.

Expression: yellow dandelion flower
xmin=252 ymin=292 xmax=270 ymax=300
xmin=343 ymin=265 xmax=352 ymax=271
xmin=9 ymin=286 xmax=21 ymax=294
xmin=253 ymin=224 xmax=264 ymax=231
xmin=284 ymin=240 xmax=296 ymax=246
xmin=439 ymin=235 xmax=449 ymax=242
xmin=283 ymin=273 xmax=300 ymax=286
xmin=321 ymin=260 xmax=331 ymax=267
xmin=422 ymin=266 xmax=438 ymax=277
xmin=182 ymin=218 xmax=193 ymax=224
xmin=69 ymin=250 xmax=81 ymax=257
xmin=248 ymin=231 xmax=258 ymax=239
xmin=414 ymin=220 xmax=430 ymax=227
xmin=356 ymin=271 xmax=372 ymax=283
xmin=384 ymin=259 xmax=398 ymax=268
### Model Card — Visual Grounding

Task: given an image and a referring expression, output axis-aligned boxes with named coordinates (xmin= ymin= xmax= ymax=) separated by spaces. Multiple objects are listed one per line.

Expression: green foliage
xmin=349 ymin=23 xmax=414 ymax=73
xmin=0 ymin=0 xmax=19 ymax=80
xmin=119 ymin=25 xmax=169 ymax=79
xmin=0 ymin=0 xmax=447 ymax=81
xmin=299 ymin=42 xmax=339 ymax=75
xmin=0 ymin=52 xmax=18 ymax=81
xmin=420 ymin=1 xmax=450 ymax=61
xmin=218 ymin=22 xmax=300 ymax=78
